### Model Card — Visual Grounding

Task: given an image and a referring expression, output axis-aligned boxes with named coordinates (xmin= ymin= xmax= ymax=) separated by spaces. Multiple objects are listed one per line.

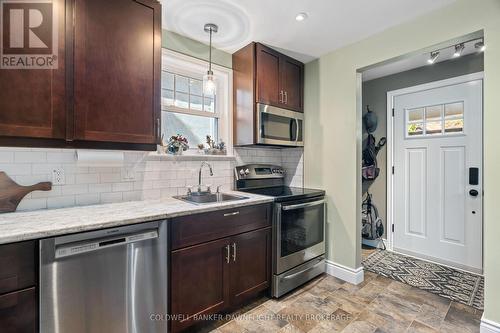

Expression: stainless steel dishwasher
xmin=40 ymin=221 xmax=168 ymax=333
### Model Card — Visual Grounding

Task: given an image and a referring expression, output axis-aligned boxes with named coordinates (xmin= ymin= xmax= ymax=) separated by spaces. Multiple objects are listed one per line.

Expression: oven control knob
xmin=239 ymin=169 xmax=245 ymax=176
xmin=244 ymin=169 xmax=250 ymax=175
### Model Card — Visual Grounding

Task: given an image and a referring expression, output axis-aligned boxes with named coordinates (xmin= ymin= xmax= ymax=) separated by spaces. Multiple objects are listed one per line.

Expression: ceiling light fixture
xmin=295 ymin=12 xmax=308 ymax=21
xmin=453 ymin=43 xmax=465 ymax=58
xmin=475 ymin=40 xmax=486 ymax=52
xmin=203 ymin=23 xmax=218 ymax=96
xmin=427 ymin=51 xmax=440 ymax=64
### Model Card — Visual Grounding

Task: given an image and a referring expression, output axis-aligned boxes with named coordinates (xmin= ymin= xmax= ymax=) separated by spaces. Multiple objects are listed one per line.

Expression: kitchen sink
xmin=174 ymin=193 xmax=248 ymax=205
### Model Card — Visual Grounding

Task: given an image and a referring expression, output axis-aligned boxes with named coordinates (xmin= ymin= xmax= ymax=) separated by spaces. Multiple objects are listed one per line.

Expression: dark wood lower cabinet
xmin=169 ymin=204 xmax=273 ymax=332
xmin=229 ymin=228 xmax=272 ymax=307
xmin=0 ymin=288 xmax=37 ymax=333
xmin=170 ymin=238 xmax=230 ymax=332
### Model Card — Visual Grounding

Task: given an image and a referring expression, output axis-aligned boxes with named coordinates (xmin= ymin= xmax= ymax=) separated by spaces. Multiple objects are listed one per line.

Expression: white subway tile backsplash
xmin=0 ymin=146 xmax=303 ymax=211
xmin=75 ymin=193 xmax=100 ymax=206
xmin=100 ymin=192 xmax=123 ymax=203
xmin=0 ymin=152 xmax=14 ymax=163
xmin=14 ymin=151 xmax=46 ymax=163
xmin=47 ymin=196 xmax=75 ymax=209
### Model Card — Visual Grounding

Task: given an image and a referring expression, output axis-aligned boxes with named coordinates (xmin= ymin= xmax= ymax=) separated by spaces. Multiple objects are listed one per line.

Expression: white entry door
xmin=392 ymin=75 xmax=483 ymax=273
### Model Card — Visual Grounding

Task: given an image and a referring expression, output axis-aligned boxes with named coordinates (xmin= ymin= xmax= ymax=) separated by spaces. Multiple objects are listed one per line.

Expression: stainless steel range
xmin=235 ymin=164 xmax=326 ymax=297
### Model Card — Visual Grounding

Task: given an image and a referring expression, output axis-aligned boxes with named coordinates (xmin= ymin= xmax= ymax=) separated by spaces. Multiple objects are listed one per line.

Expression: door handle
xmin=469 ymin=189 xmax=479 ymax=197
xmin=225 ymin=245 xmax=230 ymax=263
xmin=232 ymin=242 xmax=237 ymax=262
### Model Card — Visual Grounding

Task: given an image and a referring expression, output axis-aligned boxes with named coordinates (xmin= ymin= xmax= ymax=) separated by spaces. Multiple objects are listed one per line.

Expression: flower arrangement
xmin=166 ymin=134 xmax=189 ymax=155
xmin=198 ymin=135 xmax=226 ymax=155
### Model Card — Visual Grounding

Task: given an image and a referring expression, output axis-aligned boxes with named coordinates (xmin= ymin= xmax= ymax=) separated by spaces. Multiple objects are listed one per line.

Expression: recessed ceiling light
xmin=453 ymin=43 xmax=465 ymax=58
xmin=295 ymin=12 xmax=308 ymax=22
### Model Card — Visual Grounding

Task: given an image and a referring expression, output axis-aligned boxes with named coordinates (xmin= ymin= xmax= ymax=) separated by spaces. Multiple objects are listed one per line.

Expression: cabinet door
xmin=281 ymin=57 xmax=304 ymax=112
xmin=170 ymin=238 xmax=230 ymax=332
xmin=229 ymin=228 xmax=272 ymax=306
xmin=0 ymin=0 xmax=66 ymax=140
xmin=0 ymin=241 xmax=36 ymax=295
xmin=256 ymin=44 xmax=281 ymax=107
xmin=0 ymin=288 xmax=37 ymax=333
xmin=73 ymin=0 xmax=161 ymax=144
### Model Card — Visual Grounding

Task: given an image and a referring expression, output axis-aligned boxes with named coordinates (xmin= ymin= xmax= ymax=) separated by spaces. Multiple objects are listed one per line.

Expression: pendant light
xmin=203 ymin=23 xmax=218 ymax=96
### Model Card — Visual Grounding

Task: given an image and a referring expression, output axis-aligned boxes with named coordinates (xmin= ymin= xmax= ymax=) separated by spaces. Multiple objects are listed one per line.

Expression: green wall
xmin=304 ymin=0 xmax=500 ymax=324
xmin=162 ymin=30 xmax=232 ymax=69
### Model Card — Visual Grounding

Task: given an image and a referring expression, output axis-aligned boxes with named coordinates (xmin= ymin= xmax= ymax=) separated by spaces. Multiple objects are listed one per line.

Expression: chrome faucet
xmin=198 ymin=161 xmax=213 ymax=192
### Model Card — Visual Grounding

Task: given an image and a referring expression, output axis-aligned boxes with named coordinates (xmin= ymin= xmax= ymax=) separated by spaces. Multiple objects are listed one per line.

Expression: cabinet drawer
xmin=0 ymin=288 xmax=37 ymax=333
xmin=0 ymin=241 xmax=36 ymax=295
xmin=171 ymin=203 xmax=272 ymax=250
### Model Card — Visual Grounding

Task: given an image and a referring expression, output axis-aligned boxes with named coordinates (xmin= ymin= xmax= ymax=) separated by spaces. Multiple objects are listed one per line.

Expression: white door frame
xmin=386 ymin=72 xmax=484 ymax=253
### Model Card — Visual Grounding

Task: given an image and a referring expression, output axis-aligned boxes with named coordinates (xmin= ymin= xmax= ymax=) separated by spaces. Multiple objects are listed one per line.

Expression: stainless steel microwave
xmin=256 ymin=103 xmax=304 ymax=147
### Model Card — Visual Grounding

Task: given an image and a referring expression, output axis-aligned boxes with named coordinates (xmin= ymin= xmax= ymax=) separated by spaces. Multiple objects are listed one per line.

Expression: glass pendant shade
xmin=203 ymin=72 xmax=216 ymax=96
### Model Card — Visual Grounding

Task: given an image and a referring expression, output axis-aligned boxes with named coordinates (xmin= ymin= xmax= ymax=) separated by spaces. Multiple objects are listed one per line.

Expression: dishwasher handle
xmin=55 ymin=229 xmax=158 ymax=259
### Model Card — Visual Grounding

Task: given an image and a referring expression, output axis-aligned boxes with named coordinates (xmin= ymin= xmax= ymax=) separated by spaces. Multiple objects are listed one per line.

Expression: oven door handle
xmin=282 ymin=199 xmax=325 ymax=211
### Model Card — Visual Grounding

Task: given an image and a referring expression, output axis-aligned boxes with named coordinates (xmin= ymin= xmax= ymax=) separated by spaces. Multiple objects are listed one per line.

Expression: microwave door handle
xmin=289 ymin=119 xmax=295 ymax=141
xmin=295 ymin=119 xmax=299 ymax=142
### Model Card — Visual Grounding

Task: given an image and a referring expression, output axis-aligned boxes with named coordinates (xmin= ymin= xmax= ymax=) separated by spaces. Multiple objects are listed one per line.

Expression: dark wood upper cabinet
xmin=281 ymin=57 xmax=304 ymax=112
xmin=0 ymin=0 xmax=66 ymax=140
xmin=252 ymin=43 xmax=304 ymax=112
xmin=73 ymin=0 xmax=161 ymax=145
xmin=256 ymin=44 xmax=281 ymax=106
xmin=0 ymin=0 xmax=161 ymax=150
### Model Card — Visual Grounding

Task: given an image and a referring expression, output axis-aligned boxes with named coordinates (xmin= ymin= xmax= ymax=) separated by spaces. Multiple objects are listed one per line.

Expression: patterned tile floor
xmin=189 ymin=255 xmax=482 ymax=332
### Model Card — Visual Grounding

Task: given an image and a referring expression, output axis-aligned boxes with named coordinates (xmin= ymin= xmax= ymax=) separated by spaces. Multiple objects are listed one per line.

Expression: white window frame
xmin=161 ymin=49 xmax=233 ymax=154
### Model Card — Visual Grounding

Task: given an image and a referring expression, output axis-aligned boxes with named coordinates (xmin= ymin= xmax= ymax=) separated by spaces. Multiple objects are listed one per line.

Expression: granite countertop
xmin=0 ymin=191 xmax=274 ymax=245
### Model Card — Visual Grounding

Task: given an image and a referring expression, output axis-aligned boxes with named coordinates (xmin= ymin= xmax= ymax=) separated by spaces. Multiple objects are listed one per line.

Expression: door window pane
xmin=426 ymin=105 xmax=442 ymax=121
xmin=408 ymin=123 xmax=423 ymax=136
xmin=408 ymin=108 xmax=424 ymax=122
xmin=445 ymin=119 xmax=464 ymax=133
xmin=445 ymin=102 xmax=464 ymax=118
xmin=426 ymin=121 xmax=442 ymax=135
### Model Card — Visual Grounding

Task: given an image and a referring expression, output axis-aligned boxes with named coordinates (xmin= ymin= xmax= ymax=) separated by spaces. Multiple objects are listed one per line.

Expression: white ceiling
xmin=162 ymin=0 xmax=456 ymax=63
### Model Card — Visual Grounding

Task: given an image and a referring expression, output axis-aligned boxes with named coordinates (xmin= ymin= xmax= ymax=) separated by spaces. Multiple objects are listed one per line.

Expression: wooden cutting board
xmin=0 ymin=172 xmax=52 ymax=213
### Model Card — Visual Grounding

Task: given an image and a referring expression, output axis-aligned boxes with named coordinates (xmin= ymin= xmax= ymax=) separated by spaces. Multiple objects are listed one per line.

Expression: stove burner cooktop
xmin=239 ymin=186 xmax=325 ymax=202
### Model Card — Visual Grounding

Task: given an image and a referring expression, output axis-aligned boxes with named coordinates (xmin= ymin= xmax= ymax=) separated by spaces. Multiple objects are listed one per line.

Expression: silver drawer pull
xmin=225 ymin=245 xmax=230 ymax=263
xmin=223 ymin=211 xmax=240 ymax=217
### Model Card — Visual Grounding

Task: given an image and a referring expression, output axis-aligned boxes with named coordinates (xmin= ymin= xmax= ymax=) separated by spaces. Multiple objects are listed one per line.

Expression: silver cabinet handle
xmin=225 ymin=245 xmax=230 ymax=263
xmin=156 ymin=118 xmax=161 ymax=140
xmin=232 ymin=242 xmax=237 ymax=262
xmin=223 ymin=211 xmax=239 ymax=217
xmin=279 ymin=90 xmax=283 ymax=103
xmin=284 ymin=91 xmax=288 ymax=104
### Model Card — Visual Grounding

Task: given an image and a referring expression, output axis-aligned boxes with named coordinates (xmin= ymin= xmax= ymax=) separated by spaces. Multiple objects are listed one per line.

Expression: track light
xmin=453 ymin=43 xmax=465 ymax=58
xmin=427 ymin=51 xmax=440 ymax=64
xmin=475 ymin=40 xmax=486 ymax=52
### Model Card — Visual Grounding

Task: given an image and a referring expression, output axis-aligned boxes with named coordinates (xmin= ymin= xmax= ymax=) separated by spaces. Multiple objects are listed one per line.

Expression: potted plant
xmin=167 ymin=135 xmax=189 ymax=155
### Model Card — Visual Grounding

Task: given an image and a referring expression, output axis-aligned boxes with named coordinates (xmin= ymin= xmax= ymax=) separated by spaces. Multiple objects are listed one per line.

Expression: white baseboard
xmin=325 ymin=260 xmax=364 ymax=285
xmin=481 ymin=316 xmax=500 ymax=333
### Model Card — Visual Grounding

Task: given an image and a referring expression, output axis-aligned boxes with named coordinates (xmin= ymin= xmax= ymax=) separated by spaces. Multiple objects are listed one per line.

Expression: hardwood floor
xmin=189 ymin=271 xmax=482 ymax=333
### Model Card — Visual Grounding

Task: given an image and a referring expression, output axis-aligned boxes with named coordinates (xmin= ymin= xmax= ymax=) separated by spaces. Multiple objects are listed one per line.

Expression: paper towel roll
xmin=76 ymin=150 xmax=124 ymax=167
